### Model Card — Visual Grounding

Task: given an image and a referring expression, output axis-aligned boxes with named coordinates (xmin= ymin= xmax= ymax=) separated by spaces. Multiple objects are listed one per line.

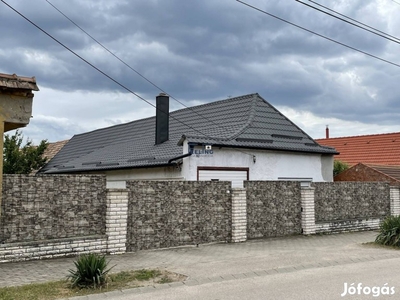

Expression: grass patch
xmin=0 ymin=269 xmax=185 ymax=300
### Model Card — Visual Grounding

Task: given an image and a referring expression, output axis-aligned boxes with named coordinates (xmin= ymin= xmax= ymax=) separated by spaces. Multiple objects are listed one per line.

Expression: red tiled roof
xmin=316 ymin=132 xmax=400 ymax=166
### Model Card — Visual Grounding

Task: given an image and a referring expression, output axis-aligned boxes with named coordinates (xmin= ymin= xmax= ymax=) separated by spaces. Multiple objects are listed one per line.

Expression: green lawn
xmin=0 ymin=269 xmax=186 ymax=300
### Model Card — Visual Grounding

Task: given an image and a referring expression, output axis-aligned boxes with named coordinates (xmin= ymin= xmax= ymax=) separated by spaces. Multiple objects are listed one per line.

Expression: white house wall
xmin=104 ymin=166 xmax=183 ymax=188
xmin=102 ymin=143 xmax=333 ymax=187
xmin=181 ymin=141 xmax=333 ymax=182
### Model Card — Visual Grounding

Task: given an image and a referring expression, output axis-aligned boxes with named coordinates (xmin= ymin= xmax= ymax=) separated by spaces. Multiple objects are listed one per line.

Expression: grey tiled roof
xmin=40 ymin=93 xmax=337 ymax=174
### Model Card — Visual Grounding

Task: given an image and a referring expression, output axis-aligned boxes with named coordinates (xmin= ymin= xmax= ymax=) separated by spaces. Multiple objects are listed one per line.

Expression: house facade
xmin=40 ymin=93 xmax=337 ymax=187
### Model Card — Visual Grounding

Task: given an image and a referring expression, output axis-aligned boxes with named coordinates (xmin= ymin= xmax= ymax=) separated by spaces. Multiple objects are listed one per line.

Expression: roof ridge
xmin=257 ymin=95 xmax=320 ymax=144
xmin=169 ymin=93 xmax=259 ymax=115
xmin=224 ymin=94 xmax=259 ymax=140
xmin=316 ymin=131 xmax=400 ymax=140
xmin=72 ymin=93 xmax=260 ymax=138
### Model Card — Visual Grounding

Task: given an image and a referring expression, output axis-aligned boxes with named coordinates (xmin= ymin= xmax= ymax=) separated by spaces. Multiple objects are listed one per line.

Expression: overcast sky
xmin=1 ymin=0 xmax=400 ymax=144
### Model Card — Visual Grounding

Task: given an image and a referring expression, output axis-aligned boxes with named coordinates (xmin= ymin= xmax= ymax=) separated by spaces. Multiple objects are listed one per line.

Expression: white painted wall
xmin=101 ymin=142 xmax=333 ymax=185
xmin=181 ymin=141 xmax=333 ymax=182
xmin=103 ymin=166 xmax=184 ymax=188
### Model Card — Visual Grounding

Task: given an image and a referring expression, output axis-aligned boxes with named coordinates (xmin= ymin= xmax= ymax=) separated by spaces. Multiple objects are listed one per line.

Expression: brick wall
xmin=1 ymin=175 xmax=107 ymax=243
xmin=126 ymin=181 xmax=232 ymax=251
xmin=0 ymin=236 xmax=107 ymax=263
xmin=106 ymin=189 xmax=128 ymax=254
xmin=231 ymin=188 xmax=247 ymax=242
xmin=245 ymin=181 xmax=302 ymax=238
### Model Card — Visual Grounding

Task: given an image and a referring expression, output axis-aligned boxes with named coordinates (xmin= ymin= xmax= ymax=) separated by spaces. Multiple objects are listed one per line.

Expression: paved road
xmin=1 ymin=231 xmax=400 ymax=299
xmin=98 ymin=259 xmax=400 ymax=300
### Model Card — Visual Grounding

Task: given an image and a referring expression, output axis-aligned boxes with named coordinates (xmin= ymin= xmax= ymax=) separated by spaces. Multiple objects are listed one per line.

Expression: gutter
xmin=168 ymin=152 xmax=192 ymax=164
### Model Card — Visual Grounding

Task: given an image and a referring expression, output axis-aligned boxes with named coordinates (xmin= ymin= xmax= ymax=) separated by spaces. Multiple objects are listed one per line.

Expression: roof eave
xmin=186 ymin=141 xmax=338 ymax=155
xmin=42 ymin=161 xmax=179 ymax=174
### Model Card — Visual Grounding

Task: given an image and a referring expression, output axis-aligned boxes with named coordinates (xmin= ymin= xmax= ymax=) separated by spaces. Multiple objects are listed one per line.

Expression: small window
xmin=278 ymin=177 xmax=312 ymax=187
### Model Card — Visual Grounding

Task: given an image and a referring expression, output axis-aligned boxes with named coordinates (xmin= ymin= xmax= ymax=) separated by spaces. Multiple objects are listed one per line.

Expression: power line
xmin=391 ymin=0 xmax=400 ymax=6
xmin=296 ymin=0 xmax=400 ymax=44
xmin=44 ymin=0 xmax=238 ymax=141
xmin=43 ymin=0 xmax=256 ymax=158
xmin=236 ymin=0 xmax=400 ymax=68
xmin=1 ymin=0 xmax=255 ymax=157
xmin=0 ymin=1 xmax=216 ymax=147
xmin=44 ymin=0 xmax=171 ymax=101
xmin=309 ymin=0 xmax=400 ymax=42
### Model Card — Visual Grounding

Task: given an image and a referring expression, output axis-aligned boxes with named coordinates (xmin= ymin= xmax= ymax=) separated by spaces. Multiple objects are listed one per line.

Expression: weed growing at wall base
xmin=375 ymin=215 xmax=400 ymax=247
xmin=67 ymin=253 xmax=114 ymax=288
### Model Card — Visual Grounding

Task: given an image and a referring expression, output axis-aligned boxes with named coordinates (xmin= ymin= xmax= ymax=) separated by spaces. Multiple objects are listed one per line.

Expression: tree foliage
xmin=3 ymin=130 xmax=48 ymax=174
xmin=333 ymin=160 xmax=349 ymax=177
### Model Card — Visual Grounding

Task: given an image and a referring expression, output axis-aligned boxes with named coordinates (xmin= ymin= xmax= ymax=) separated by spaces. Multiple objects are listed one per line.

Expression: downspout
xmin=168 ymin=143 xmax=194 ymax=164
xmin=168 ymin=152 xmax=192 ymax=164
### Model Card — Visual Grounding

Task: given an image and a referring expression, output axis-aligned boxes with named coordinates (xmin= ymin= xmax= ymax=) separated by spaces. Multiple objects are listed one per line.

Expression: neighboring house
xmin=39 ymin=93 xmax=338 ymax=187
xmin=30 ymin=139 xmax=69 ymax=175
xmin=335 ymin=163 xmax=400 ymax=186
xmin=42 ymin=139 xmax=69 ymax=162
xmin=316 ymin=132 xmax=400 ymax=166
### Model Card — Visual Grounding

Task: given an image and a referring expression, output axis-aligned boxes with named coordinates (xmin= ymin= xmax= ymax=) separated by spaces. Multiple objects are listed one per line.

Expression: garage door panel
xmin=198 ymin=170 xmax=248 ymax=188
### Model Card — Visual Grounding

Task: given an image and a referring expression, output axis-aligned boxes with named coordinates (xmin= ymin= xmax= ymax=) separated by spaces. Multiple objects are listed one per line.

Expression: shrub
xmin=333 ymin=160 xmax=349 ymax=177
xmin=67 ymin=253 xmax=114 ymax=288
xmin=375 ymin=215 xmax=400 ymax=247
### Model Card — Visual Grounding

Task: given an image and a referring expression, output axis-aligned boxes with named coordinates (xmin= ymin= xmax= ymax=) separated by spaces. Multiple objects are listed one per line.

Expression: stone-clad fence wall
xmin=0 ymin=175 xmax=110 ymax=262
xmin=1 ymin=175 xmax=107 ymax=243
xmin=245 ymin=181 xmax=302 ymax=239
xmin=126 ymin=181 xmax=232 ymax=251
xmin=1 ymin=175 xmax=399 ymax=263
xmin=313 ymin=182 xmax=391 ymax=233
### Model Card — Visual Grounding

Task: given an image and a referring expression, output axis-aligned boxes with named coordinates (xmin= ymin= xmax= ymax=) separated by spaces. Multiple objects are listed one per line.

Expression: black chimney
xmin=155 ymin=93 xmax=169 ymax=145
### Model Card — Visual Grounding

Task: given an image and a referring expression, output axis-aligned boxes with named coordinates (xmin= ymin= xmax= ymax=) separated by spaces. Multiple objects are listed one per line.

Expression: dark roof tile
xmin=41 ymin=93 xmax=337 ymax=173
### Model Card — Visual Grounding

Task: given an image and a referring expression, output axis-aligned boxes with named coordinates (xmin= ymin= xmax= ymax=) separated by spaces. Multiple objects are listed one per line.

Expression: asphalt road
xmin=60 ymin=231 xmax=400 ymax=300
xmin=3 ymin=231 xmax=399 ymax=299
xmin=99 ymin=258 xmax=400 ymax=300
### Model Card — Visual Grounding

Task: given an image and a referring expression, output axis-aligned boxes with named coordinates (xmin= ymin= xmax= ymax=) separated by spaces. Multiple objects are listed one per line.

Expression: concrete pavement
xmin=1 ymin=231 xmax=400 ymax=299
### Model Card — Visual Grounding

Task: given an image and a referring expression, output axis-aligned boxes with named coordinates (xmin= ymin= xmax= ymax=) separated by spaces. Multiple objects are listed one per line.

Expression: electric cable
xmin=236 ymin=0 xmax=400 ymax=68
xmin=1 ymin=0 xmax=256 ymax=157
xmin=296 ymin=0 xmax=400 ymax=44
xmin=44 ymin=0 xmax=243 ymax=141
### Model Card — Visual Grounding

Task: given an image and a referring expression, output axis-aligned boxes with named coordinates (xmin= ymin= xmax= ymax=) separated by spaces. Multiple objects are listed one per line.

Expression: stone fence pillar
xmin=231 ymin=188 xmax=247 ymax=242
xmin=390 ymin=187 xmax=400 ymax=216
xmin=106 ymin=189 xmax=128 ymax=254
xmin=301 ymin=187 xmax=316 ymax=235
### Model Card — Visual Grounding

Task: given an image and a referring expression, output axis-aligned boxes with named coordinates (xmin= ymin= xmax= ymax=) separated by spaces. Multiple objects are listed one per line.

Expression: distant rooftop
xmin=316 ymin=132 xmax=400 ymax=166
xmin=43 ymin=140 xmax=69 ymax=162
xmin=0 ymin=73 xmax=39 ymax=91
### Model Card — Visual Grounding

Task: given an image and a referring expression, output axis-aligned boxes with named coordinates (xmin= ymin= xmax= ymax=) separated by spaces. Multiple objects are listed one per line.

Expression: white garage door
xmin=198 ymin=169 xmax=248 ymax=188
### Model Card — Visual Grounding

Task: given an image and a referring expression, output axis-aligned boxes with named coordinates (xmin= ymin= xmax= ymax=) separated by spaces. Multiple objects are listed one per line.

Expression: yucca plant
xmin=67 ymin=253 xmax=114 ymax=288
xmin=375 ymin=215 xmax=400 ymax=247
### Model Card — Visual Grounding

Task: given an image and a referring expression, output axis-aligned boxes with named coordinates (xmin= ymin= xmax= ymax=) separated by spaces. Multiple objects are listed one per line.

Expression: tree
xmin=333 ymin=160 xmax=349 ymax=177
xmin=3 ymin=130 xmax=48 ymax=174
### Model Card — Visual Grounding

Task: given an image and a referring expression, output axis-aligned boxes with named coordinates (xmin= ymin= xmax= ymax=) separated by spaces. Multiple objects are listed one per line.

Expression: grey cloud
xmin=1 ymin=0 xmax=400 ymax=141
